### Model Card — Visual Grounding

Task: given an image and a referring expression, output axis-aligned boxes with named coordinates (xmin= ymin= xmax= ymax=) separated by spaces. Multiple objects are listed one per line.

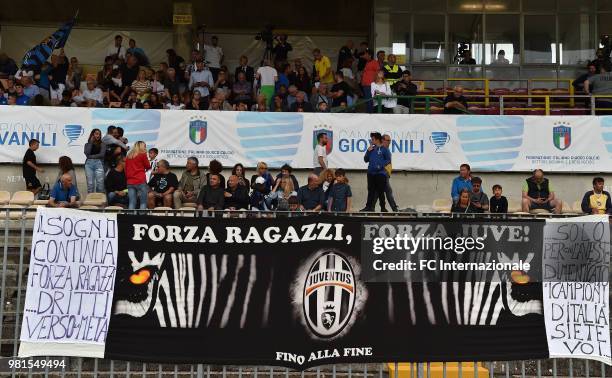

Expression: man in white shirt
xmin=106 ymin=35 xmax=126 ymax=61
xmin=256 ymin=59 xmax=278 ymax=108
xmin=313 ymin=132 xmax=329 ymax=175
xmin=189 ymin=60 xmax=214 ymax=104
xmin=203 ymin=36 xmax=223 ymax=81
xmin=82 ymin=80 xmax=104 ymax=106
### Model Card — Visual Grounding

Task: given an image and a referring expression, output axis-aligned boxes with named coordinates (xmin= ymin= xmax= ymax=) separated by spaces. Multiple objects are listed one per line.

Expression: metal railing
xmin=0 ymin=208 xmax=610 ymax=377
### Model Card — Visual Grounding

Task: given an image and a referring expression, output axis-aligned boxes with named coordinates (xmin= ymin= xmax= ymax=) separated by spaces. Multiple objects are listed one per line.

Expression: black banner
xmin=105 ymin=215 xmax=548 ymax=369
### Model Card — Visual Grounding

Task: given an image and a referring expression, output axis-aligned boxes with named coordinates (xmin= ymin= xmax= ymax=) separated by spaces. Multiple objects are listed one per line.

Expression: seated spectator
xmin=149 ymin=93 xmax=163 ymax=109
xmin=451 ymin=163 xmax=472 ymax=203
xmin=267 ymin=177 xmax=296 ymax=210
xmin=187 ymin=90 xmax=206 ymax=110
xmin=22 ymin=76 xmax=40 ymax=98
xmin=469 ymin=176 xmax=489 ymax=213
xmin=166 ymin=93 xmax=185 ymax=110
xmin=131 ymin=69 xmax=151 ymax=101
xmin=297 ymin=174 xmax=325 ymax=211
xmin=318 ymin=168 xmax=335 ymax=208
xmin=521 ymin=169 xmax=561 ymax=214
xmin=107 ymin=69 xmax=124 ymax=104
xmin=311 ymin=83 xmax=332 ymax=110
xmin=581 ymin=177 xmax=612 ymax=214
xmin=7 ymin=92 xmax=17 ymax=105
xmin=494 ymin=50 xmax=510 ymax=64
xmin=14 ymin=82 xmax=30 ymax=105
xmin=232 ymin=71 xmax=253 ymax=106
xmin=231 ymin=163 xmax=250 ymax=188
xmin=274 ymin=164 xmax=299 ymax=189
xmin=293 ymin=66 xmax=311 ymax=95
xmin=59 ymin=89 xmax=72 ymax=107
xmin=216 ymin=91 xmax=233 ymax=111
xmin=250 ymin=177 xmax=270 ymax=211
xmin=147 ymin=159 xmax=178 ymax=209
xmin=197 ymin=173 xmax=224 ymax=211
xmin=251 ymin=94 xmax=268 ymax=112
xmin=572 ymin=62 xmax=597 ymax=92
xmin=163 ymin=67 xmax=181 ymax=99
xmin=151 ymin=71 xmax=165 ymax=97
xmin=82 ymin=80 xmax=104 ymax=107
xmin=23 ymin=139 xmax=43 ymax=195
xmin=234 ymin=55 xmax=255 ymax=83
xmin=451 ymin=189 xmax=472 ymax=213
xmin=290 ymin=91 xmax=313 ymax=112
xmin=444 ymin=85 xmax=468 ymax=114
xmin=327 ymin=168 xmax=352 ymax=212
xmin=49 ymin=173 xmax=79 ymax=208
xmin=489 ymin=184 xmax=508 ymax=214
xmin=0 ymin=86 xmax=7 ymax=105
xmin=250 ymin=161 xmax=274 ymax=194
xmin=174 ymin=157 xmax=204 ymax=209
xmin=288 ymin=194 xmax=302 ymax=212
xmin=271 ymin=94 xmax=285 ymax=112
xmin=224 ymin=175 xmax=250 ymax=210
xmin=97 ymin=64 xmax=113 ymax=90
xmin=317 ymin=101 xmax=330 ymax=113
xmin=391 ymin=70 xmax=418 ymax=114
xmin=106 ymin=157 xmax=129 ymax=207
xmin=56 ymin=156 xmax=80 ymax=200
xmin=214 ymin=70 xmax=231 ymax=93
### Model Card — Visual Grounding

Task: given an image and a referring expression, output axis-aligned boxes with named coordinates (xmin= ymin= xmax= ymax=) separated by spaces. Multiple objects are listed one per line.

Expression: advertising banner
xmin=1 ymin=107 xmax=612 ymax=172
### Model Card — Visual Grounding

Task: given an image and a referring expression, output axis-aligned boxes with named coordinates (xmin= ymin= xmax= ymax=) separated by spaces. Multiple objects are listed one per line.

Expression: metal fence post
xmin=499 ymin=96 xmax=504 ymax=115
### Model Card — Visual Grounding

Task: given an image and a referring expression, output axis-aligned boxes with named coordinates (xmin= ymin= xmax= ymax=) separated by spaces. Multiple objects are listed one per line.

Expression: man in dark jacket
xmin=360 ymin=132 xmax=391 ymax=212
xmin=521 ymin=169 xmax=561 ymax=214
xmin=391 ymin=71 xmax=418 ymax=114
xmin=197 ymin=174 xmax=224 ymax=211
xmin=224 ymin=175 xmax=249 ymax=210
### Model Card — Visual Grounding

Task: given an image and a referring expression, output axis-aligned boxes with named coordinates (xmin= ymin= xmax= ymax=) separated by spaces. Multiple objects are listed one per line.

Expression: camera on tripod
xmin=255 ymin=24 xmax=276 ymax=49
xmin=600 ymin=34 xmax=611 ymax=58
xmin=453 ymin=42 xmax=470 ymax=63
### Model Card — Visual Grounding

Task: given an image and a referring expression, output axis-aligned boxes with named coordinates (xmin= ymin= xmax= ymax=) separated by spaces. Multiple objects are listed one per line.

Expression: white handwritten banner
xmin=18 ymin=207 xmax=118 ymax=359
xmin=543 ymin=215 xmax=612 ymax=364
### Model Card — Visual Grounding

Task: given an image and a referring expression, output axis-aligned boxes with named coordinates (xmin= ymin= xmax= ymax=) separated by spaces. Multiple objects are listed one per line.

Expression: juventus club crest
xmin=302 ymin=251 xmax=356 ymax=338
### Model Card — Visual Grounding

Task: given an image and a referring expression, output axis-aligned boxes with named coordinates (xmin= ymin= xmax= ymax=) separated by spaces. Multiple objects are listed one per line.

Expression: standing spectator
xmin=224 ymin=175 xmax=250 ymax=210
xmin=371 ymin=71 xmax=396 ymax=113
xmin=14 ymin=83 xmax=30 ymax=105
xmin=206 ymin=159 xmax=226 ymax=188
xmin=451 ymin=163 xmax=472 ymax=203
xmin=318 ymin=168 xmax=335 ymax=208
xmin=494 ymin=50 xmax=510 ymax=64
xmin=469 ymin=177 xmax=489 ymax=213
xmin=105 ymin=156 xmax=129 ymax=207
xmin=274 ymin=164 xmax=299 ymax=190
xmin=585 ymin=65 xmax=612 ymax=114
xmin=313 ymin=132 xmax=329 ymax=175
xmin=361 ymin=132 xmax=390 ymax=212
xmin=581 ymin=177 xmax=612 ymax=214
xmin=102 ymin=125 xmax=128 ymax=172
xmin=355 ymin=42 xmax=369 ymax=72
xmin=189 ymin=60 xmax=214 ymax=108
xmin=97 ymin=64 xmax=114 ymax=90
xmin=313 ymin=48 xmax=334 ymax=85
xmin=127 ymin=38 xmax=150 ymax=66
xmin=0 ymin=53 xmax=18 ymax=77
xmin=204 ymin=36 xmax=224 ymax=81
xmin=521 ymin=169 xmax=561 ymax=214
xmin=231 ymin=163 xmax=250 ymax=188
xmin=84 ymin=129 xmax=106 ymax=193
xmin=234 ymin=55 xmax=255 ymax=83
xmin=444 ymin=85 xmax=468 ymax=114
xmin=382 ymin=134 xmax=399 ymax=212
xmin=125 ymin=141 xmax=151 ymax=210
xmin=337 ymin=40 xmax=355 ymax=71
xmin=460 ymin=51 xmax=477 ymax=65
xmin=290 ymin=91 xmax=313 ymax=112
xmin=107 ymin=69 xmax=124 ymax=104
xmin=272 ymin=35 xmax=293 ymax=66
xmin=361 ymin=50 xmax=378 ymax=113
xmin=451 ymin=189 xmax=472 ymax=213
xmin=106 ymin=35 xmax=126 ymax=60
xmin=119 ymin=55 xmax=140 ymax=100
xmin=330 ymin=71 xmax=352 ymax=107
xmin=232 ymin=71 xmax=253 ymax=106
xmin=48 ymin=174 xmax=79 ymax=208
xmin=55 ymin=156 xmax=79 ymax=199
xmin=256 ymin=59 xmax=278 ymax=108
xmin=166 ymin=49 xmax=185 ymax=75
xmin=376 ymin=50 xmax=386 ymax=69
xmin=68 ymin=57 xmax=83 ymax=91
xmin=328 ymin=168 xmax=352 ymax=212
xmin=146 ymin=148 xmax=159 ymax=183
xmin=197 ymin=174 xmax=224 ymax=211
xmin=147 ymin=160 xmax=178 ymax=209
xmin=490 ymin=184 xmax=508 ymax=213
xmin=250 ymin=161 xmax=274 ymax=194
xmin=163 ymin=68 xmax=180 ymax=99
xmin=174 ymin=157 xmax=204 ymax=209
xmin=297 ymin=174 xmax=325 ymax=211
xmin=23 ymin=139 xmax=43 ymax=195
xmin=391 ymin=71 xmax=418 ymax=114
xmin=383 ymin=54 xmax=402 ymax=84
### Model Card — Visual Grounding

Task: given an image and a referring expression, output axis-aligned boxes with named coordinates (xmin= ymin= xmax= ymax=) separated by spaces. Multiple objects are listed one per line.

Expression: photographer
xmin=272 ymin=34 xmax=293 ymax=66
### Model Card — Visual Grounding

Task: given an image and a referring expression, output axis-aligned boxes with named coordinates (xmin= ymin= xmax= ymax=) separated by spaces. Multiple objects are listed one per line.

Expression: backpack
xmin=38 ymin=183 xmax=50 ymax=201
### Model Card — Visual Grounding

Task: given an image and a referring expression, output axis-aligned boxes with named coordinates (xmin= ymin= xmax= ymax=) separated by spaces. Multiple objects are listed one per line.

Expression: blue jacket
xmin=363 ymin=145 xmax=391 ymax=176
xmin=451 ymin=176 xmax=472 ymax=202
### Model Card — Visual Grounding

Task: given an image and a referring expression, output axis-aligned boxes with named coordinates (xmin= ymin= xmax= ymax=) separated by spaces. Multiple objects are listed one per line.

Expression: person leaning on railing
xmin=584 ymin=63 xmax=612 ymax=115
xmin=443 ymin=85 xmax=468 ymax=114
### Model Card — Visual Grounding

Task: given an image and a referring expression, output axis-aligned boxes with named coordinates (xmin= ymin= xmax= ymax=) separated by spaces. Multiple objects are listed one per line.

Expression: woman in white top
xmin=370 ymin=71 xmax=397 ymax=113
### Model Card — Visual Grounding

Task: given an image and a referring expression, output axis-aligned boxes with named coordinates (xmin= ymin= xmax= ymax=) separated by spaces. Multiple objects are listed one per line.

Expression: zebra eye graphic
xmin=510 ymin=270 xmax=530 ymax=285
xmin=129 ymin=268 xmax=152 ymax=285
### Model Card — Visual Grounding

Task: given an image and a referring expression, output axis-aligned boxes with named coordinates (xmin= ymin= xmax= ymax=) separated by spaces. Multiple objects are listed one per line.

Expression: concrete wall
xmin=1 ymin=164 xmax=609 ymax=210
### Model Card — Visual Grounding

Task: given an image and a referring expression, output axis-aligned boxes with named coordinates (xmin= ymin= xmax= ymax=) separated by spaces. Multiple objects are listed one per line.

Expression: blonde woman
xmin=125 ymin=141 xmax=151 ymax=209
xmin=318 ymin=168 xmax=335 ymax=207
xmin=370 ymin=70 xmax=397 ymax=113
xmin=250 ymin=161 xmax=274 ymax=193
xmin=267 ymin=177 xmax=295 ymax=210
xmin=131 ymin=69 xmax=151 ymax=101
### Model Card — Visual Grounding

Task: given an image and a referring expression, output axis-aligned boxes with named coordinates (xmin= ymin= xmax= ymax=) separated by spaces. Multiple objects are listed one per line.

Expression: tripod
xmin=259 ymin=42 xmax=274 ymax=66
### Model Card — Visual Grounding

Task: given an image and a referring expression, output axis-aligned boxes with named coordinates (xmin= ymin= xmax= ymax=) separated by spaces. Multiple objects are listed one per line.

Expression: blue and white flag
xmin=21 ymin=18 xmax=75 ymax=68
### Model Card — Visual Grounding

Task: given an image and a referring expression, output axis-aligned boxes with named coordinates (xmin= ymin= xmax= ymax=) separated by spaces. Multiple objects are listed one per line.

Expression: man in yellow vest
xmin=383 ymin=54 xmax=403 ymax=85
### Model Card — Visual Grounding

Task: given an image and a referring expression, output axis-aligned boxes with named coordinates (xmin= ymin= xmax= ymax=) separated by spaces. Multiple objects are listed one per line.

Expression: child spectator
xmin=146 ymin=147 xmax=159 ymax=183
xmin=327 ymin=168 xmax=352 ymax=212
xmin=22 ymin=139 xmax=43 ymax=195
xmin=489 ymin=184 xmax=508 ymax=213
